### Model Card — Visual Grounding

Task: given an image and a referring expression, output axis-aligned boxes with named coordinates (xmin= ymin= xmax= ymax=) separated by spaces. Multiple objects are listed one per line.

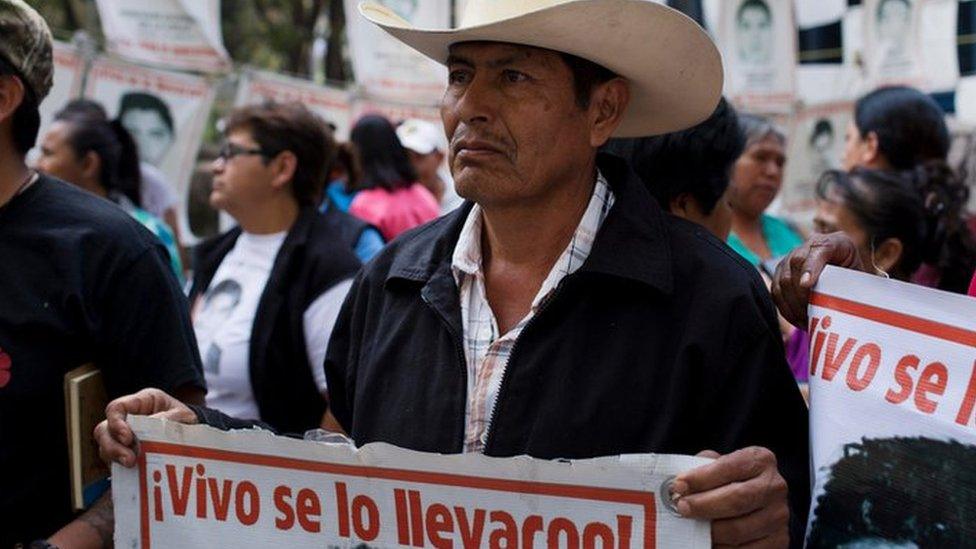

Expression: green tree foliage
xmin=26 ymin=0 xmax=350 ymax=81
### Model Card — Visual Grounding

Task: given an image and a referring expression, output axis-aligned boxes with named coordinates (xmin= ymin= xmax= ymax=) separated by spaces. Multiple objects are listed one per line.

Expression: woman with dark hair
xmin=338 ymin=114 xmax=440 ymax=241
xmin=727 ymin=113 xmax=803 ymax=270
xmin=35 ymin=111 xmax=184 ymax=281
xmin=321 ymin=141 xmax=386 ymax=262
xmin=813 ymin=165 xmax=973 ymax=286
xmin=841 ymin=86 xmax=976 ymax=293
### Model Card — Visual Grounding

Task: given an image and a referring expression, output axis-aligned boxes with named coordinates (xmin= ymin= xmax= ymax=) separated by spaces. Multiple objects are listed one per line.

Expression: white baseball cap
xmin=396 ymin=119 xmax=447 ymax=155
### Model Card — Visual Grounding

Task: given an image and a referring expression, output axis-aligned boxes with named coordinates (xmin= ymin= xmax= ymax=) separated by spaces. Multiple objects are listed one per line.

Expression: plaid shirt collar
xmin=451 ymin=171 xmax=615 ymax=299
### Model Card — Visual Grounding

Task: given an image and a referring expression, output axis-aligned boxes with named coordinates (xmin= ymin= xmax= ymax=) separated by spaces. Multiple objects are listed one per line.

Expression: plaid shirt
xmin=451 ymin=172 xmax=615 ymax=452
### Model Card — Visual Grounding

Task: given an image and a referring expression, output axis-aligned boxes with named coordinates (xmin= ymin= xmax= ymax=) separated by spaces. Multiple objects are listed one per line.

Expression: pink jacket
xmin=349 ymin=183 xmax=441 ymax=241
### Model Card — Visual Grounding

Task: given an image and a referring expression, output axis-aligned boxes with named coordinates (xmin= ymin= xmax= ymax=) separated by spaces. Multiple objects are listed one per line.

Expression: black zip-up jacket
xmin=194 ymin=155 xmax=810 ymax=544
xmin=189 ymin=207 xmax=364 ymax=433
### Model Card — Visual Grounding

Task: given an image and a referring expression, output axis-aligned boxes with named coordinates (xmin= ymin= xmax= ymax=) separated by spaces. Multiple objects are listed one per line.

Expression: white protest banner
xmin=717 ymin=0 xmax=796 ymax=114
xmin=94 ymin=0 xmax=231 ymax=74
xmin=235 ymin=70 xmax=353 ymax=139
xmin=806 ymin=266 xmax=976 ymax=546
xmin=351 ymin=97 xmax=442 ymax=127
xmin=31 ymin=41 xmax=84 ymax=163
xmin=113 ymin=416 xmax=711 ymax=548
xmin=344 ymin=0 xmax=449 ymax=104
xmin=778 ymin=101 xmax=852 ymax=229
xmin=84 ymin=57 xmax=216 ymax=242
xmin=862 ymin=0 xmax=926 ymax=88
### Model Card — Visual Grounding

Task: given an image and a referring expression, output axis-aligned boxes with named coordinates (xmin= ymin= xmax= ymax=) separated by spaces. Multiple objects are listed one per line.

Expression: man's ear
xmin=0 ymin=75 xmax=26 ymax=122
xmin=669 ymin=194 xmax=690 ymax=216
xmin=588 ymin=78 xmax=630 ymax=148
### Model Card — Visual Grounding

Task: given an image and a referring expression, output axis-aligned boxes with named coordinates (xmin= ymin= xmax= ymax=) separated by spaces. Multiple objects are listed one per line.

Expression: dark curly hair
xmin=808 ymin=436 xmax=976 ymax=548
xmin=817 ymin=165 xmax=976 ymax=292
xmin=603 ymin=97 xmax=744 ymax=214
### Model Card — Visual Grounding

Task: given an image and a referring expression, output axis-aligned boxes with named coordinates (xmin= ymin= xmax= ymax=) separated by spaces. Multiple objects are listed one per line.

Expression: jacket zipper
xmin=481 ymin=277 xmax=571 ymax=454
xmin=421 ymin=292 xmax=469 ymax=452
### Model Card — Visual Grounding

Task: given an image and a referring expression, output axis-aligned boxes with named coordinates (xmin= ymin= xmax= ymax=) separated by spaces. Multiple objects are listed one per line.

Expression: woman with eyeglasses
xmin=35 ymin=110 xmax=184 ymax=281
xmin=186 ymin=102 xmax=364 ymax=433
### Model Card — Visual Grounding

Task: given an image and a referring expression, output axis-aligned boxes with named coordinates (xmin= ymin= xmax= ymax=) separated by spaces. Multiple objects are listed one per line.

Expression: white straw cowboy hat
xmin=359 ymin=0 xmax=723 ymax=137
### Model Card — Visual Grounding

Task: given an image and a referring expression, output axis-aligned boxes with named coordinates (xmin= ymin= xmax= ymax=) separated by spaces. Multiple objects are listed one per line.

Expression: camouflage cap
xmin=0 ymin=0 xmax=53 ymax=102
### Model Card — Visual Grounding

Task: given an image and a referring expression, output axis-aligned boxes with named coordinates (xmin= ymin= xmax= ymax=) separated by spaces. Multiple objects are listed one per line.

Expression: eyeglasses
xmin=217 ymin=142 xmax=270 ymax=162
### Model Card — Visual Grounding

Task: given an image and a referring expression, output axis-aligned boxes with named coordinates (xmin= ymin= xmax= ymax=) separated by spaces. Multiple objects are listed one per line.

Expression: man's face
xmin=736 ymin=5 xmax=773 ymax=65
xmin=210 ymin=129 xmax=276 ymax=217
xmin=36 ymin=121 xmax=87 ymax=187
xmin=121 ymin=108 xmax=173 ymax=166
xmin=729 ymin=135 xmax=786 ymax=218
xmin=441 ymin=42 xmax=598 ymax=209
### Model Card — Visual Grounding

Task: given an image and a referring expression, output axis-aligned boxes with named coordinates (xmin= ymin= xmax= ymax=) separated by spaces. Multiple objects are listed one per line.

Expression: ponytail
xmin=818 ymin=165 xmax=976 ymax=292
xmin=906 ymin=160 xmax=976 ymax=293
xmin=109 ymin=119 xmax=143 ymax=206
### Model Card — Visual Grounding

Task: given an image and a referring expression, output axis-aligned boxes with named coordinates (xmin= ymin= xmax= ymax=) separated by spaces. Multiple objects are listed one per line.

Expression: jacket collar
xmin=191 ymin=206 xmax=321 ymax=299
xmin=387 ymin=153 xmax=673 ymax=295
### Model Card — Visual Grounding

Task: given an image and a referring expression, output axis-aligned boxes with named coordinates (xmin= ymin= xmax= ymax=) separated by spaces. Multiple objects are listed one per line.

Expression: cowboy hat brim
xmin=359 ymin=0 xmax=723 ymax=137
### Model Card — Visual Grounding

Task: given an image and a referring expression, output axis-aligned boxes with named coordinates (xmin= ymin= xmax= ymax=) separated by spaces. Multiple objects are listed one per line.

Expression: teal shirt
xmin=727 ymin=214 xmax=803 ymax=267
xmin=127 ymin=207 xmax=184 ymax=284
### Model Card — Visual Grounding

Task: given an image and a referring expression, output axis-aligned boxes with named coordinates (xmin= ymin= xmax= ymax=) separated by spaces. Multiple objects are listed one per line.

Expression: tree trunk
xmin=326 ymin=0 xmax=348 ymax=82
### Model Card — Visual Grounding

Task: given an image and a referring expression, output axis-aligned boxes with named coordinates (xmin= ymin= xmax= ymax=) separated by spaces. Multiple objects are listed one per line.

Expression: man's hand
xmin=771 ymin=232 xmax=864 ymax=329
xmin=94 ymin=388 xmax=197 ymax=468
xmin=673 ymin=447 xmax=790 ymax=548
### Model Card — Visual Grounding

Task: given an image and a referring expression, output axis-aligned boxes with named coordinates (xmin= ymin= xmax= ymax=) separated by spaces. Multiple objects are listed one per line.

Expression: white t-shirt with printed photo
xmin=193 ymin=230 xmax=351 ymax=421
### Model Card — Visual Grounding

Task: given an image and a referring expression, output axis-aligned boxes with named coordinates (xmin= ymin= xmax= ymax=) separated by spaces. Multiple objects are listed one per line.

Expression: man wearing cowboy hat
xmin=97 ymin=1 xmax=809 ymax=546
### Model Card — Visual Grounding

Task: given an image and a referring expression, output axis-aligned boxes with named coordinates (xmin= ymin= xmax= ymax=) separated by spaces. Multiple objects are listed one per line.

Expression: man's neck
xmin=0 ymin=152 xmax=30 ymax=207
xmin=480 ymin=162 xmax=597 ymax=270
xmin=234 ymin=196 xmax=300 ymax=235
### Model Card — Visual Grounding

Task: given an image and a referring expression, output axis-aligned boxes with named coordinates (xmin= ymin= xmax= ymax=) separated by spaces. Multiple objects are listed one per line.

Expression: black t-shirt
xmin=0 ymin=175 xmax=206 ymax=545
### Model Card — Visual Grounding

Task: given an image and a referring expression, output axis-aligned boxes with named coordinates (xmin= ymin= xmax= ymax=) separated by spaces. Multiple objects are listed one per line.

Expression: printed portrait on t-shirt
xmin=118 ymin=92 xmax=176 ymax=168
xmin=199 ymin=278 xmax=243 ymax=373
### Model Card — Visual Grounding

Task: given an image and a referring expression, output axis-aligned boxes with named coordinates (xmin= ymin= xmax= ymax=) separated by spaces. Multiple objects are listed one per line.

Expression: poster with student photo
xmin=84 ymin=57 xmax=216 ymax=243
xmin=778 ymin=102 xmax=852 ymax=229
xmin=863 ymin=0 xmax=925 ymax=87
xmin=718 ymin=0 xmax=796 ymax=113
xmin=94 ymin=0 xmax=231 ymax=73
xmin=235 ymin=70 xmax=352 ymax=140
xmin=31 ymin=41 xmax=84 ymax=164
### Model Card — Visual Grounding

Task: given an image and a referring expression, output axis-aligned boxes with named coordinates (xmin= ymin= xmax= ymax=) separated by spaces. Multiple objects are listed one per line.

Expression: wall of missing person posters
xmin=807 ymin=267 xmax=976 ymax=546
xmin=83 ymin=56 xmax=216 ymax=242
xmin=33 ymin=0 xmax=976 ymax=240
